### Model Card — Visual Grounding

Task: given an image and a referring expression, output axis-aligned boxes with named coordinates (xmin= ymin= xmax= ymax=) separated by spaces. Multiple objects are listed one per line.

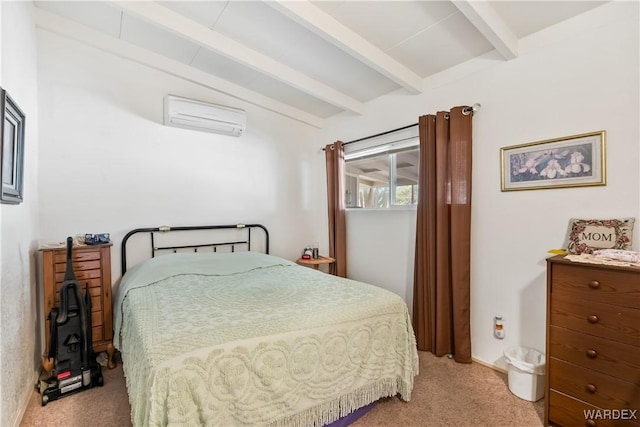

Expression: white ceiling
xmin=34 ymin=1 xmax=607 ymax=127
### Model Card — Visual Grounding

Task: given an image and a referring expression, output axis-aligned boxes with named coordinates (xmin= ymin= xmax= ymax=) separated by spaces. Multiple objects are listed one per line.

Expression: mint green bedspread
xmin=114 ymin=252 xmax=419 ymax=426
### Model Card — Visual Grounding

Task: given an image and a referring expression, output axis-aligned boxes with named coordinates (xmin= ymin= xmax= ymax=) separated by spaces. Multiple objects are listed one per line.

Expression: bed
xmin=114 ymin=224 xmax=419 ymax=426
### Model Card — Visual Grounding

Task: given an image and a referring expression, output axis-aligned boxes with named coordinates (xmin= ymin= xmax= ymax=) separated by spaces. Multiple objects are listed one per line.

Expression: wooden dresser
xmin=40 ymin=243 xmax=113 ymax=355
xmin=545 ymin=255 xmax=640 ymax=427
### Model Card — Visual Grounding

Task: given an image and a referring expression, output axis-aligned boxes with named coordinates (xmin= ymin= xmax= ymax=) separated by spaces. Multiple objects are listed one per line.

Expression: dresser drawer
xmin=54 ymin=259 xmax=102 ymax=273
xmin=55 ymin=268 xmax=102 ymax=283
xmin=550 ymin=263 xmax=640 ymax=308
xmin=54 ymin=249 xmax=101 ymax=263
xmin=549 ymin=390 xmax=640 ymax=427
xmin=549 ymin=326 xmax=640 ymax=382
xmin=551 ymin=297 xmax=640 ymax=346
xmin=549 ymin=358 xmax=640 ymax=410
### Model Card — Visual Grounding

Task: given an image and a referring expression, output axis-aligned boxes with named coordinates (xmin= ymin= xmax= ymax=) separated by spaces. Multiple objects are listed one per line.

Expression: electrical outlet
xmin=494 ymin=315 xmax=505 ymax=339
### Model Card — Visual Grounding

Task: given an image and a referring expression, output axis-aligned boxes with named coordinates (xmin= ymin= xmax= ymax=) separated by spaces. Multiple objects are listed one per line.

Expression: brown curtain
xmin=325 ymin=141 xmax=347 ymax=277
xmin=413 ymin=106 xmax=473 ymax=363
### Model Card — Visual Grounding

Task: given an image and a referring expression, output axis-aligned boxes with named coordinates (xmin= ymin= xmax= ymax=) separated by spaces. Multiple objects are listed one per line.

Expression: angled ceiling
xmin=34 ymin=0 xmax=606 ymax=128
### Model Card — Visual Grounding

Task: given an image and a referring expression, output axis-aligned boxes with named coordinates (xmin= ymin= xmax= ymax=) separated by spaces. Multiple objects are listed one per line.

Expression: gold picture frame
xmin=500 ymin=131 xmax=606 ymax=191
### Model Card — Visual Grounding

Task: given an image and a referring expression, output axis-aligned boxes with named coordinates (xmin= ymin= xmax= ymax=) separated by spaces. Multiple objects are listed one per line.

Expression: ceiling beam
xmin=35 ymin=8 xmax=325 ymax=128
xmin=111 ymin=0 xmax=365 ymax=115
xmin=452 ymin=0 xmax=518 ymax=60
xmin=267 ymin=0 xmax=423 ymax=94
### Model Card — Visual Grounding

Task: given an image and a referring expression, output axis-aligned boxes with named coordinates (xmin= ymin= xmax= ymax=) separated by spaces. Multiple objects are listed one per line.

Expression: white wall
xmin=322 ymin=2 xmax=639 ymax=369
xmin=346 ymin=209 xmax=416 ymax=303
xmin=0 ymin=1 xmax=40 ymax=425
xmin=37 ymin=31 xmax=327 ymax=281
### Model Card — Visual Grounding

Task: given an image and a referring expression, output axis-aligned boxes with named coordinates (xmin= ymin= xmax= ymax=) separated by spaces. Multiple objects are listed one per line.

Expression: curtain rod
xmin=344 ymin=123 xmax=417 ymax=146
xmin=322 ymin=103 xmax=480 ymax=151
xmin=322 ymin=123 xmax=416 ymax=151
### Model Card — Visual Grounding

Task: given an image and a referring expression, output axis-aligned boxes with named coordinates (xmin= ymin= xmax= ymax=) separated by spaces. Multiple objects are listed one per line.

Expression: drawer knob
xmin=588 ymin=280 xmax=600 ymax=289
xmin=587 ymin=315 xmax=599 ymax=324
xmin=586 ymin=383 xmax=598 ymax=393
xmin=585 ymin=420 xmax=597 ymax=427
xmin=586 ymin=349 xmax=598 ymax=358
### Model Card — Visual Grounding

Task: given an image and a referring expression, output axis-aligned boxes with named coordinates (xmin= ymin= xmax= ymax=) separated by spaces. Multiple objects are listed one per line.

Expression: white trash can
xmin=503 ymin=346 xmax=545 ymax=402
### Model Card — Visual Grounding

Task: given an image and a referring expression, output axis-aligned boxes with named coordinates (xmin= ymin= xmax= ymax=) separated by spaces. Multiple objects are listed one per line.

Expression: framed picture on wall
xmin=0 ymin=87 xmax=26 ymax=204
xmin=500 ymin=130 xmax=606 ymax=191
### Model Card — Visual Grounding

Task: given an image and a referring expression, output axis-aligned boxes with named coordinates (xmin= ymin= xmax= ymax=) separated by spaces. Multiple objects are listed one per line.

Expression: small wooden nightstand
xmin=39 ymin=243 xmax=115 ymax=368
xmin=296 ymin=256 xmax=336 ymax=274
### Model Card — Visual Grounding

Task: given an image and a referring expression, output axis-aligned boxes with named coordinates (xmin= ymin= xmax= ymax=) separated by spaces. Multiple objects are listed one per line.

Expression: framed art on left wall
xmin=0 ymin=87 xmax=26 ymax=204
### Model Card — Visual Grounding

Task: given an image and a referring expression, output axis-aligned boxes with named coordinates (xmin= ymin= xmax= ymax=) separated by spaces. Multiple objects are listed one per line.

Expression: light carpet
xmin=20 ymin=351 xmax=543 ymax=427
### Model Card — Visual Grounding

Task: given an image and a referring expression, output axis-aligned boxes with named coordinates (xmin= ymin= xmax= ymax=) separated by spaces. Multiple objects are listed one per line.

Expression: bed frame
xmin=120 ymin=223 xmax=269 ymax=275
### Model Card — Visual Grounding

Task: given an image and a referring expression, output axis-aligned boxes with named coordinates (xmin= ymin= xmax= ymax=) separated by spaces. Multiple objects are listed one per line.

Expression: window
xmin=344 ymin=135 xmax=419 ymax=209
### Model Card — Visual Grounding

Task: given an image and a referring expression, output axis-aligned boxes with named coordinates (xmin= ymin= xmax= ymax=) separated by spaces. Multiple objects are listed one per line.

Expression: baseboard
xmin=13 ymin=370 xmax=39 ymax=427
xmin=472 ymin=356 xmax=507 ymax=374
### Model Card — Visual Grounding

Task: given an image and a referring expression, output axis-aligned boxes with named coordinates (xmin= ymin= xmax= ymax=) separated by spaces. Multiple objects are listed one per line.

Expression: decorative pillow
xmin=566 ymin=218 xmax=635 ymax=254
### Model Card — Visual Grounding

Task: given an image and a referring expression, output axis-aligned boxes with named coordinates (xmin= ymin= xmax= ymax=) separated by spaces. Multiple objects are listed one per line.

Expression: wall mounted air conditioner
xmin=163 ymin=95 xmax=246 ymax=137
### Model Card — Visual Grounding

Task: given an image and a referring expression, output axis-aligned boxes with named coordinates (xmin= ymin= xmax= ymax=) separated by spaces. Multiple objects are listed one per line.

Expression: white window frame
xmin=344 ymin=127 xmax=419 ymax=210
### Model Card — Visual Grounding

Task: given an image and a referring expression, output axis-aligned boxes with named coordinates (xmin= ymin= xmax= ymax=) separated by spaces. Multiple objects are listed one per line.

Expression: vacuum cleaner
xmin=38 ymin=237 xmax=103 ymax=406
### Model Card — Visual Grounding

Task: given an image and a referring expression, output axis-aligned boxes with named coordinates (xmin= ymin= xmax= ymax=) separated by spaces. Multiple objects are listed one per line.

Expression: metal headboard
xmin=121 ymin=224 xmax=269 ymax=275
